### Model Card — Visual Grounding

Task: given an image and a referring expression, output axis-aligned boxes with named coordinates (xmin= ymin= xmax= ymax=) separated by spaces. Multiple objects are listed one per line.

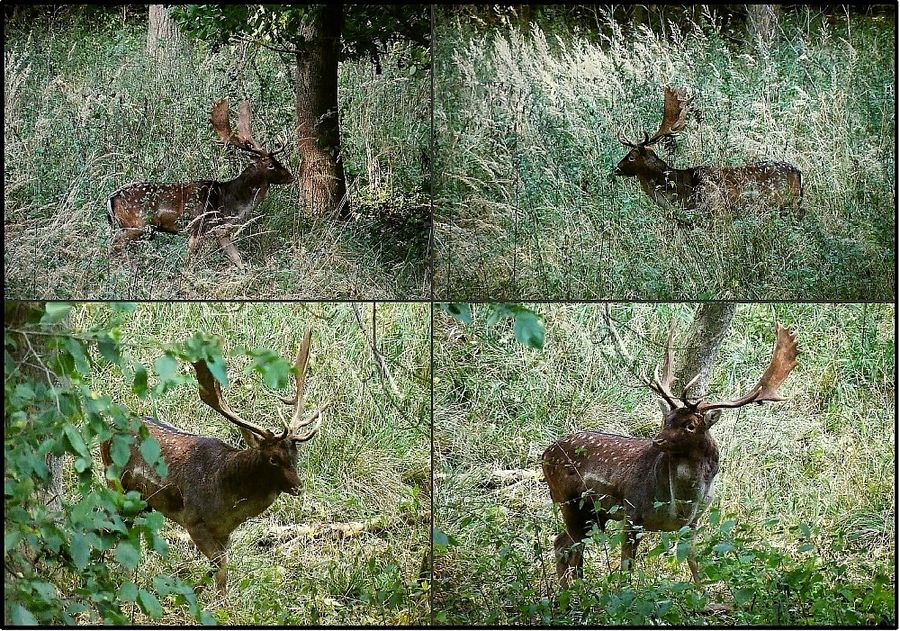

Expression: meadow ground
xmin=433 ymin=302 xmax=894 ymax=625
xmin=433 ymin=7 xmax=895 ymax=301
xmin=62 ymin=302 xmax=431 ymax=625
xmin=5 ymin=15 xmax=430 ymax=300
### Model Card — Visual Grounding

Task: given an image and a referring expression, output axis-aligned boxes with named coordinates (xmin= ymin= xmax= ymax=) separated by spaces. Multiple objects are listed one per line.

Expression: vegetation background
xmin=6 ymin=301 xmax=431 ymax=625
xmin=433 ymin=5 xmax=895 ymax=301
xmin=433 ymin=302 xmax=895 ymax=625
xmin=4 ymin=7 xmax=430 ymax=300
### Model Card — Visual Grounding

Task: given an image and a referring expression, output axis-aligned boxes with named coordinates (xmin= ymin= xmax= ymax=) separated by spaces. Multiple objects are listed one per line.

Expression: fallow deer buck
xmin=543 ymin=317 xmax=798 ymax=587
xmin=613 ymin=86 xmax=803 ymax=217
xmin=107 ymin=99 xmax=293 ymax=267
xmin=100 ymin=329 xmax=330 ymax=591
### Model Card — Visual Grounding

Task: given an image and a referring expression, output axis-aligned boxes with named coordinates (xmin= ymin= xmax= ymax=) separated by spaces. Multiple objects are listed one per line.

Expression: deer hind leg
xmin=216 ymin=233 xmax=245 ymax=268
xmin=554 ymin=502 xmax=597 ymax=587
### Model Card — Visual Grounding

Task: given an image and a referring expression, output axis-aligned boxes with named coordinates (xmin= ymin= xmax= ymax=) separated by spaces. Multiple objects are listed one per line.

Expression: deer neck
xmin=220 ymin=448 xmax=282 ymax=514
xmin=637 ymin=155 xmax=695 ymax=209
xmin=654 ymin=437 xmax=720 ymax=523
xmin=224 ymin=166 xmax=271 ymax=217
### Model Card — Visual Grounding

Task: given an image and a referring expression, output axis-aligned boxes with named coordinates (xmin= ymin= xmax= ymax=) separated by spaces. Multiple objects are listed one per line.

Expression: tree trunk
xmin=677 ymin=303 xmax=736 ymax=400
xmin=147 ymin=4 xmax=190 ymax=57
xmin=294 ymin=4 xmax=348 ymax=218
xmin=745 ymin=4 xmax=778 ymax=46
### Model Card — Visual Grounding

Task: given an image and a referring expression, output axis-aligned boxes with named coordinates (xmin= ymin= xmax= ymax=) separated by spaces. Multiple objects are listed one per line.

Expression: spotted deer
xmin=613 ymin=86 xmax=803 ymax=216
xmin=107 ymin=99 xmax=293 ymax=267
xmin=100 ymin=329 xmax=330 ymax=591
xmin=543 ymin=317 xmax=798 ymax=587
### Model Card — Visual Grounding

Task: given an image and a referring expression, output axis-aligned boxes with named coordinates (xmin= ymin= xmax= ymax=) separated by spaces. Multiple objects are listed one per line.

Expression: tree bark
xmin=147 ymin=4 xmax=190 ymax=57
xmin=676 ymin=303 xmax=736 ymax=400
xmin=745 ymin=4 xmax=778 ymax=46
xmin=294 ymin=5 xmax=348 ymax=218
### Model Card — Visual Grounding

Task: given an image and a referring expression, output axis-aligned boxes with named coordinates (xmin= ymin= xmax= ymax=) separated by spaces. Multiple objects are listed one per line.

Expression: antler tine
xmin=681 ymin=372 xmax=701 ymax=402
xmin=210 ymin=99 xmax=235 ymax=145
xmin=286 ymin=328 xmax=315 ymax=434
xmin=616 ymin=128 xmax=637 ymax=148
xmin=697 ymin=324 xmax=799 ymax=413
xmin=646 ymin=85 xmax=692 ymax=146
xmin=236 ymin=100 xmax=260 ymax=150
xmin=193 ymin=358 xmax=275 ymax=440
xmin=604 ymin=308 xmax=680 ymax=409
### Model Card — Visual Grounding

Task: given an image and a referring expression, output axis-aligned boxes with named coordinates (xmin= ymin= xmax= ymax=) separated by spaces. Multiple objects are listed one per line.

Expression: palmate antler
xmin=618 ymin=85 xmax=693 ymax=148
xmin=210 ymin=99 xmax=271 ymax=156
xmin=695 ymin=325 xmax=799 ymax=413
xmin=194 ymin=356 xmax=281 ymax=445
xmin=604 ymin=309 xmax=798 ymax=415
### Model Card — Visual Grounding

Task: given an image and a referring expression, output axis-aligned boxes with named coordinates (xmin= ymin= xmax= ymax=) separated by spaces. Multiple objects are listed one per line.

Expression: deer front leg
xmin=620 ymin=519 xmax=642 ymax=576
xmin=216 ymin=233 xmax=244 ymax=268
xmin=187 ymin=525 xmax=230 ymax=592
xmin=686 ymin=522 xmax=702 ymax=586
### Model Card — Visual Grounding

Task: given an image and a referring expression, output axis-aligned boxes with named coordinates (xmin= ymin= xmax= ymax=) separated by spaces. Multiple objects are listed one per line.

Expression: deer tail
xmin=106 ymin=194 xmax=116 ymax=228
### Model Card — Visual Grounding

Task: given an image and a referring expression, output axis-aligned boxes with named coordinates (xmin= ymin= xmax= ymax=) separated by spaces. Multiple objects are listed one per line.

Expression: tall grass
xmin=434 ymin=8 xmax=895 ymax=300
xmin=4 ymin=15 xmax=429 ymax=300
xmin=433 ymin=303 xmax=895 ymax=625
xmin=67 ymin=302 xmax=431 ymax=625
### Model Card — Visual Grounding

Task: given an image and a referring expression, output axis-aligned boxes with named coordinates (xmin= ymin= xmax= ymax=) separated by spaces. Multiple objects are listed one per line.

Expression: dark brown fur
xmin=107 ymin=154 xmax=292 ymax=266
xmin=614 ymin=146 xmax=803 ymax=216
xmin=543 ymin=407 xmax=721 ymax=587
xmin=100 ymin=416 xmax=304 ymax=591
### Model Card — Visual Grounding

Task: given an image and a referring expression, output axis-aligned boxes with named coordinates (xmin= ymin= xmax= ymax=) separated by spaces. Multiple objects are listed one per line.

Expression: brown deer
xmin=543 ymin=317 xmax=798 ymax=587
xmin=100 ymin=329 xmax=330 ymax=591
xmin=613 ymin=86 xmax=803 ymax=216
xmin=107 ymin=99 xmax=293 ymax=267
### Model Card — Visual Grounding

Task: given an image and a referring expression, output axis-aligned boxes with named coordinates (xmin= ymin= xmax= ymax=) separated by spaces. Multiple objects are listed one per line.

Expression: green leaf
xmin=438 ymin=303 xmax=473 ymax=325
xmin=110 ymin=434 xmax=133 ymax=467
xmin=733 ymin=587 xmax=754 ymax=605
xmin=41 ymin=303 xmax=72 ymax=324
xmin=11 ymin=604 xmax=38 ymax=625
xmin=70 ymin=532 xmax=91 ymax=570
xmin=712 ymin=542 xmax=734 ymax=554
xmin=433 ymin=527 xmax=450 ymax=552
xmin=139 ymin=437 xmax=162 ymax=467
xmin=137 ymin=589 xmax=163 ymax=618
xmin=117 ymin=581 xmax=139 ymax=602
xmin=206 ymin=355 xmax=228 ymax=386
xmin=115 ymin=540 xmax=141 ymax=570
xmin=132 ymin=362 xmax=148 ymax=396
xmin=63 ymin=424 xmax=90 ymax=459
xmin=154 ymin=354 xmax=179 ymax=383
xmin=513 ymin=310 xmax=545 ymax=349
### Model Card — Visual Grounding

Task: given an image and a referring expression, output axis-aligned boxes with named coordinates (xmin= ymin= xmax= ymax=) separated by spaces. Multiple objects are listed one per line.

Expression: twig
xmin=351 ymin=304 xmax=401 ymax=399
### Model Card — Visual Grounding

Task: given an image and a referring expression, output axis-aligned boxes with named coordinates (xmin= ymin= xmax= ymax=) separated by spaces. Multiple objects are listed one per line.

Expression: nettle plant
xmin=4 ymin=303 xmax=296 ymax=624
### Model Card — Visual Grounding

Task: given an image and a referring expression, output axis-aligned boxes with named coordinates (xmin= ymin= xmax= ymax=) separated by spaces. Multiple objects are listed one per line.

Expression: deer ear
xmin=704 ymin=409 xmax=723 ymax=427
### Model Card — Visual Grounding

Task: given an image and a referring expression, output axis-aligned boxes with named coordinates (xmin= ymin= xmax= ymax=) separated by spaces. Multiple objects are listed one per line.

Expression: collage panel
xmin=4 ymin=5 xmax=431 ymax=301
xmin=433 ymin=5 xmax=895 ymax=301
xmin=433 ymin=302 xmax=894 ymax=625
xmin=5 ymin=301 xmax=430 ymax=625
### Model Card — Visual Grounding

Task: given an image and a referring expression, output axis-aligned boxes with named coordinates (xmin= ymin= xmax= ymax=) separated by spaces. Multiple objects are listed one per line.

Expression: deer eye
xmin=685 ymin=422 xmax=697 ymax=433
xmin=268 ymin=455 xmax=279 ymax=466
xmin=267 ymin=164 xmax=276 ymax=170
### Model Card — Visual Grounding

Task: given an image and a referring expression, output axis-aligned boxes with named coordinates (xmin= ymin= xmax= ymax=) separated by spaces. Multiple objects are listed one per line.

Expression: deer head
xmin=613 ymin=86 xmax=693 ymax=177
xmin=210 ymin=99 xmax=294 ymax=185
